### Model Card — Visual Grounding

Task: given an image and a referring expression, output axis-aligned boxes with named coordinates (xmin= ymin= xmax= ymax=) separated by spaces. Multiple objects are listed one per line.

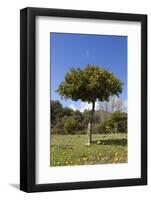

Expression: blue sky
xmin=50 ymin=33 xmax=127 ymax=112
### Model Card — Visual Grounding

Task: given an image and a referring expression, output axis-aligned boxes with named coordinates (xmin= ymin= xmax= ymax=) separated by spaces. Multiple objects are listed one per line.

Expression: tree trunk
xmin=114 ymin=122 xmax=117 ymax=134
xmin=87 ymin=101 xmax=95 ymax=145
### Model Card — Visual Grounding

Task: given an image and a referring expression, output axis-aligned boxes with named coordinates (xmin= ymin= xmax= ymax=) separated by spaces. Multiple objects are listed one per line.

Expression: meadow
xmin=50 ymin=133 xmax=127 ymax=166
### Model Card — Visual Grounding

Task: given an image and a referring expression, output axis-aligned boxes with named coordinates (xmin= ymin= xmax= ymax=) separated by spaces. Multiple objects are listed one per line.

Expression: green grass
xmin=50 ymin=134 xmax=127 ymax=166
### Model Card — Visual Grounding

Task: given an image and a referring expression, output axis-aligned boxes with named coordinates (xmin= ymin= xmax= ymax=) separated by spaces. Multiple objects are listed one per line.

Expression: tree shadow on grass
xmin=92 ymin=138 xmax=127 ymax=146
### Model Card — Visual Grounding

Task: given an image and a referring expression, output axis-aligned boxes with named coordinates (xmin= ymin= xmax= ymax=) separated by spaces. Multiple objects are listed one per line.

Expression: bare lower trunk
xmin=114 ymin=122 xmax=117 ymax=134
xmin=87 ymin=101 xmax=95 ymax=145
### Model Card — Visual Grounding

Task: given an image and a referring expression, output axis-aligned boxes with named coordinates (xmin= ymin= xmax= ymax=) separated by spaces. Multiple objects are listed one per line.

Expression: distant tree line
xmin=51 ymin=100 xmax=127 ymax=135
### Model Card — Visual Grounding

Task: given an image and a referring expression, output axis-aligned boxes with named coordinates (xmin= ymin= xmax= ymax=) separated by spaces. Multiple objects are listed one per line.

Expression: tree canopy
xmin=57 ymin=65 xmax=123 ymax=103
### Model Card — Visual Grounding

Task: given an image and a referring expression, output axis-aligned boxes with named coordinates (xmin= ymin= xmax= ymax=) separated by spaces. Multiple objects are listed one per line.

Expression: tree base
xmin=85 ymin=142 xmax=91 ymax=146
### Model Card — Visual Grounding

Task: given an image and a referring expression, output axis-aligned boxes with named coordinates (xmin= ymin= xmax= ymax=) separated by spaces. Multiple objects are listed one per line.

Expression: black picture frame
xmin=20 ymin=7 xmax=147 ymax=193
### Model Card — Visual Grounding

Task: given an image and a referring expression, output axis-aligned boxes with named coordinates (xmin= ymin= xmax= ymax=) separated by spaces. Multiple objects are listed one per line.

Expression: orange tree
xmin=57 ymin=65 xmax=123 ymax=144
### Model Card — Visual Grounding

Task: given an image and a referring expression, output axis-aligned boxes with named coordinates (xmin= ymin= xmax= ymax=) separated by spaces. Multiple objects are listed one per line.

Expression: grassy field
xmin=50 ymin=134 xmax=127 ymax=166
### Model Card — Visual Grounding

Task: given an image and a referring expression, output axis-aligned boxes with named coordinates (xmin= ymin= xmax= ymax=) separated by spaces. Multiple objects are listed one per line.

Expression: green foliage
xmin=101 ymin=112 xmax=127 ymax=133
xmin=51 ymin=100 xmax=127 ymax=135
xmin=57 ymin=65 xmax=123 ymax=103
xmin=112 ymin=112 xmax=127 ymax=133
xmin=64 ymin=117 xmax=79 ymax=134
xmin=51 ymin=100 xmax=63 ymax=125
xmin=63 ymin=107 xmax=74 ymax=116
xmin=51 ymin=100 xmax=73 ymax=128
xmin=52 ymin=127 xmax=65 ymax=135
